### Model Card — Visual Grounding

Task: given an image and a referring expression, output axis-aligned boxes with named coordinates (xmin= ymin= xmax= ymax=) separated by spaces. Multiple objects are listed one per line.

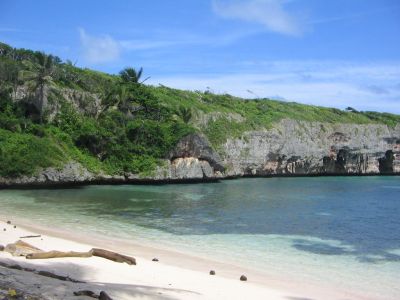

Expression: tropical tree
xmin=99 ymin=85 xmax=146 ymax=119
xmin=178 ymin=106 xmax=192 ymax=123
xmin=19 ymin=52 xmax=56 ymax=117
xmin=119 ymin=67 xmax=150 ymax=84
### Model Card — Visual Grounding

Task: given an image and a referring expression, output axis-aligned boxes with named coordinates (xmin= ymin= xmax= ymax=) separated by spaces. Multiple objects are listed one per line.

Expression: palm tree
xmin=19 ymin=52 xmax=55 ymax=117
xmin=99 ymin=85 xmax=144 ymax=118
xmin=178 ymin=106 xmax=192 ymax=123
xmin=102 ymin=85 xmax=129 ymax=112
xmin=119 ymin=67 xmax=150 ymax=84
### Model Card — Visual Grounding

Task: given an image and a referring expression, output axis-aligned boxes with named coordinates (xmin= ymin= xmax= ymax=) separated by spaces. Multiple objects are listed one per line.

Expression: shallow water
xmin=1 ymin=177 xmax=399 ymax=298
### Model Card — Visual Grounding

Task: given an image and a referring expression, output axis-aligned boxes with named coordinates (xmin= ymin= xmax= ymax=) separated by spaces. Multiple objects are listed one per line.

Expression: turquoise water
xmin=1 ymin=177 xmax=399 ymax=298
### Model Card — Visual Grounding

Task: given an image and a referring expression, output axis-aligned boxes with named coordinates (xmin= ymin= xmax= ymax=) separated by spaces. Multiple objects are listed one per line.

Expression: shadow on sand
xmin=0 ymin=257 xmax=200 ymax=300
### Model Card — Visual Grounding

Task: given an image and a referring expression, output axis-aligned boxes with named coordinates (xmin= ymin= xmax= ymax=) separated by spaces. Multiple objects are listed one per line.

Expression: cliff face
xmin=220 ymin=119 xmax=400 ymax=176
xmin=2 ymin=43 xmax=399 ymax=187
xmin=1 ymin=119 xmax=398 ymax=187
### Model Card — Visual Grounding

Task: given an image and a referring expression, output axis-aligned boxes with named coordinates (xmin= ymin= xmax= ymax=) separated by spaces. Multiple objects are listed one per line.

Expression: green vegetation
xmin=0 ymin=42 xmax=399 ymax=177
xmin=0 ymin=43 xmax=193 ymax=177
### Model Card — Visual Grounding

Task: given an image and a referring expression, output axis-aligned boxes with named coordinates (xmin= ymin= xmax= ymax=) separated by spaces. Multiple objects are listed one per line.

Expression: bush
xmin=0 ymin=129 xmax=66 ymax=177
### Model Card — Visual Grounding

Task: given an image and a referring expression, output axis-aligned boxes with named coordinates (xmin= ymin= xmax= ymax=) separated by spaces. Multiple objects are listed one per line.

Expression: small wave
xmin=316 ymin=212 xmax=332 ymax=216
xmin=382 ymin=186 xmax=400 ymax=189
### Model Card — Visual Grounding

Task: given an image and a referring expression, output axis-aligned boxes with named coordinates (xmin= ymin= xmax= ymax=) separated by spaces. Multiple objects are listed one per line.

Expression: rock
xmin=42 ymin=162 xmax=94 ymax=183
xmin=14 ymin=85 xmax=101 ymax=121
xmin=13 ymin=225 xmax=16 ymax=228
xmin=3 ymin=228 xmax=6 ymax=231
xmin=73 ymin=290 xmax=97 ymax=297
xmin=0 ymin=162 xmax=95 ymax=187
xmin=152 ymin=258 xmax=159 ymax=262
xmin=209 ymin=270 xmax=216 ymax=275
xmin=222 ymin=119 xmax=400 ymax=176
xmin=0 ymin=119 xmax=399 ymax=187
xmin=200 ymin=160 xmax=214 ymax=178
xmin=6 ymin=220 xmax=11 ymax=224
xmin=171 ymin=157 xmax=206 ymax=179
xmin=240 ymin=275 xmax=247 ymax=281
xmin=169 ymin=134 xmax=225 ymax=172
xmin=379 ymin=150 xmax=395 ymax=173
xmin=99 ymin=291 xmax=113 ymax=300
xmin=0 ymin=245 xmax=4 ymax=251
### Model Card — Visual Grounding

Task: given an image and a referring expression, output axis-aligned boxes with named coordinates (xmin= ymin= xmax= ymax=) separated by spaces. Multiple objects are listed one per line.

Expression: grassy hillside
xmin=1 ymin=42 xmax=399 ymax=177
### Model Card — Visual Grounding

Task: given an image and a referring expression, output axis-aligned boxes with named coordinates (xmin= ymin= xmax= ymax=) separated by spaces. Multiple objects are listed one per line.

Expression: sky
xmin=1 ymin=0 xmax=400 ymax=113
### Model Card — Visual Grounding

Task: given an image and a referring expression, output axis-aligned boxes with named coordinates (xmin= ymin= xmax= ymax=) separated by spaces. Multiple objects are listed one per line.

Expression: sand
xmin=0 ymin=218 xmax=369 ymax=300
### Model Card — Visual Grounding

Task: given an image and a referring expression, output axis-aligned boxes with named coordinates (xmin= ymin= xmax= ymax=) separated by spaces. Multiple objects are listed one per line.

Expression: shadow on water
xmin=290 ymin=238 xmax=400 ymax=263
xmin=4 ymin=176 xmax=400 ymax=264
xmin=291 ymin=239 xmax=352 ymax=256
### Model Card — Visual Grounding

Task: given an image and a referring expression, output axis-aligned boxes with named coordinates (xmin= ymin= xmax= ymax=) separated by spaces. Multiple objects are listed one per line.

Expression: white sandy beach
xmin=0 ymin=218 xmax=375 ymax=300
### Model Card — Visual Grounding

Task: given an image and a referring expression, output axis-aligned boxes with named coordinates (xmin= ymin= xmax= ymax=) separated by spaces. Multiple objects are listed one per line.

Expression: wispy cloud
xmin=0 ymin=27 xmax=20 ymax=32
xmin=79 ymin=28 xmax=120 ymax=64
xmin=212 ymin=0 xmax=304 ymax=36
xmin=310 ymin=4 xmax=400 ymax=25
xmin=119 ymin=29 xmax=256 ymax=51
xmin=149 ymin=61 xmax=400 ymax=113
xmin=119 ymin=39 xmax=177 ymax=51
xmin=364 ymin=85 xmax=389 ymax=95
xmin=78 ymin=28 xmax=258 ymax=63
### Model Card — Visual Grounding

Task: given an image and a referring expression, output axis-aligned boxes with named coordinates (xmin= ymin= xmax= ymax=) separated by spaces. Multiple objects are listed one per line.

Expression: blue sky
xmin=1 ymin=0 xmax=400 ymax=113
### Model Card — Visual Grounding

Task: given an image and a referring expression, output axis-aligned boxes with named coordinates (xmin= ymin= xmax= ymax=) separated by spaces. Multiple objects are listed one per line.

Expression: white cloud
xmin=79 ymin=28 xmax=120 ymax=64
xmin=119 ymin=39 xmax=177 ymax=51
xmin=119 ymin=29 xmax=255 ymax=51
xmin=149 ymin=61 xmax=400 ymax=114
xmin=0 ymin=27 xmax=19 ymax=32
xmin=212 ymin=0 xmax=303 ymax=36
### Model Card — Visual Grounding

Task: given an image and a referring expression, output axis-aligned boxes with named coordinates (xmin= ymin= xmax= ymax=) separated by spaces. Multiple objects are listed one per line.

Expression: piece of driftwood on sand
xmin=4 ymin=240 xmax=43 ymax=257
xmin=2 ymin=240 xmax=136 ymax=265
xmin=27 ymin=248 xmax=136 ymax=265
xmin=19 ymin=234 xmax=42 ymax=238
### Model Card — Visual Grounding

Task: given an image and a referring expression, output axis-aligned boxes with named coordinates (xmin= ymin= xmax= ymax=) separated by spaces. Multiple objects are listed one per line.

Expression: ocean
xmin=1 ymin=176 xmax=399 ymax=299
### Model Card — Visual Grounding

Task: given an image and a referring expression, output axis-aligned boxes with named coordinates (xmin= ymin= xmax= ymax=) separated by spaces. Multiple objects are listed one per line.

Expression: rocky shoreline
xmin=1 ymin=119 xmax=399 ymax=188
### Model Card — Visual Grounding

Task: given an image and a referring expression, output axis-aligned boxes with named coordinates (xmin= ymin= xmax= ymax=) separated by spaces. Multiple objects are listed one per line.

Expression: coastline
xmin=1 ymin=172 xmax=399 ymax=190
xmin=0 ymin=216 xmax=384 ymax=300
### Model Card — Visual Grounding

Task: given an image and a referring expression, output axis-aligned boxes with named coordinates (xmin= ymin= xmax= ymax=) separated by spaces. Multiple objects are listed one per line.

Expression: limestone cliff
xmin=220 ymin=119 xmax=400 ymax=176
xmin=1 ymin=119 xmax=399 ymax=187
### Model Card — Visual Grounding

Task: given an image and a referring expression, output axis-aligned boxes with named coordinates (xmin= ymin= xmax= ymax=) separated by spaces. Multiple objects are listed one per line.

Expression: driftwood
xmin=27 ymin=248 xmax=136 ymax=265
xmin=4 ymin=240 xmax=136 ymax=265
xmin=20 ymin=235 xmax=41 ymax=239
xmin=91 ymin=248 xmax=136 ymax=265
xmin=26 ymin=250 xmax=92 ymax=259
xmin=5 ymin=240 xmax=43 ymax=257
xmin=0 ymin=261 xmax=85 ymax=283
